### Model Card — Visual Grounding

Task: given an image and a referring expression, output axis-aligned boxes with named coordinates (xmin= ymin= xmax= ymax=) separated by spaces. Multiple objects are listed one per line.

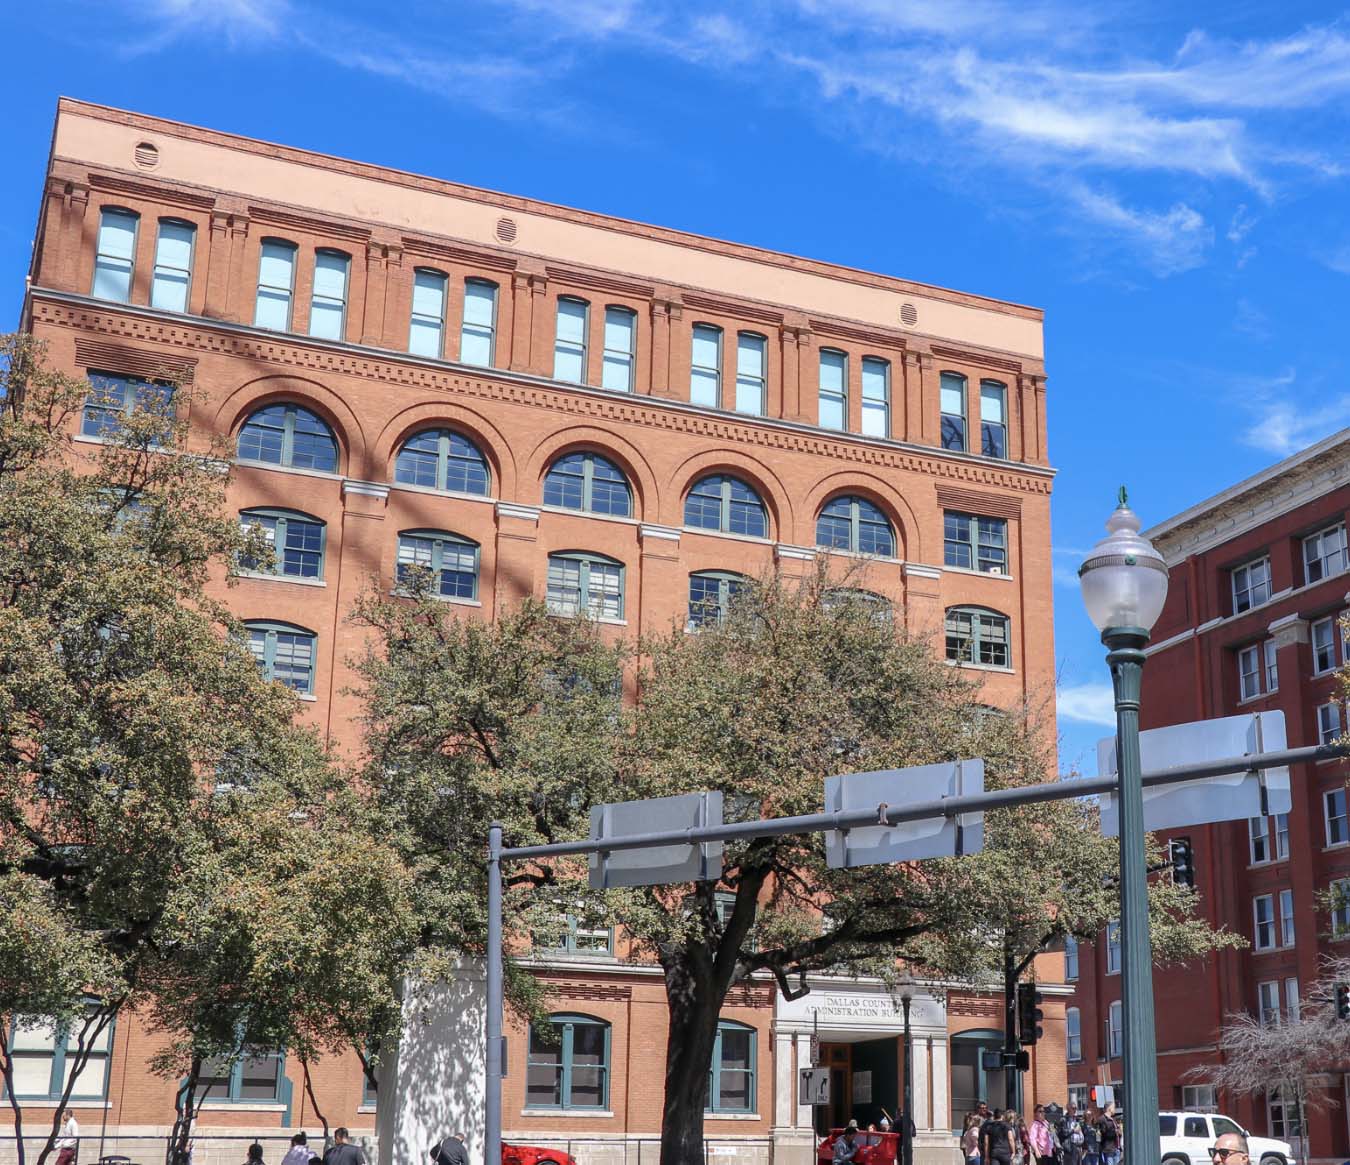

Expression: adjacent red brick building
xmin=7 ymin=99 xmax=1063 ymax=1165
xmin=1067 ymin=431 xmax=1350 ymax=1162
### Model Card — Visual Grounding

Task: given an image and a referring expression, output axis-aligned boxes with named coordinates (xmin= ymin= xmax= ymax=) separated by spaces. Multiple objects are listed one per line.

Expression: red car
xmin=817 ymin=1130 xmax=899 ymax=1165
xmin=503 ymin=1144 xmax=578 ymax=1165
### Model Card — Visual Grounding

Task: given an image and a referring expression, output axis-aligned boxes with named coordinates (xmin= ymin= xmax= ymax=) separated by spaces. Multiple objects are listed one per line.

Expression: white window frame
xmin=1264 ymin=638 xmax=1279 ymax=692
xmin=1106 ymin=1001 xmax=1122 ymax=1058
xmin=818 ymin=348 xmax=848 ymax=431
xmin=690 ymin=323 xmax=722 ymax=407
xmin=1063 ymin=935 xmax=1078 ymax=981
xmin=1253 ymin=893 xmax=1276 ymax=951
xmin=1249 ymin=816 xmax=1270 ymax=865
xmin=1279 ymin=888 xmax=1295 ymax=947
xmin=1326 ymin=787 xmax=1349 ymax=847
xmin=1284 ymin=977 xmax=1300 ymax=1020
xmin=1330 ymin=877 xmax=1350 ymax=936
xmin=1181 ymin=1085 xmax=1217 ymax=1113
xmin=308 ymin=249 xmax=350 ymax=340
xmin=408 ymin=268 xmax=448 ymax=358
xmin=979 ymin=379 xmax=1008 ymax=459
xmin=92 ymin=207 xmax=139 ymax=303
xmin=254 ymin=239 xmax=297 ymax=331
xmin=460 ymin=278 xmax=498 ymax=367
xmin=1304 ymin=523 xmax=1348 ymax=584
xmin=601 ymin=305 xmax=636 ymax=392
xmin=1312 ymin=617 xmax=1338 ymax=674
xmin=150 ymin=218 xmax=195 ymax=312
xmin=735 ymin=332 xmax=767 ymax=416
xmin=1238 ymin=644 xmax=1262 ymax=700
xmin=1066 ymin=1007 xmax=1081 ymax=1062
xmin=1105 ymin=919 xmax=1121 ymax=974
xmin=1317 ymin=702 xmax=1343 ymax=746
xmin=1232 ymin=557 xmax=1272 ymax=614
xmin=1258 ymin=980 xmax=1280 ymax=1026
xmin=861 ymin=356 xmax=890 ymax=437
xmin=554 ymin=297 xmax=590 ymax=384
xmin=1275 ymin=812 xmax=1290 ymax=860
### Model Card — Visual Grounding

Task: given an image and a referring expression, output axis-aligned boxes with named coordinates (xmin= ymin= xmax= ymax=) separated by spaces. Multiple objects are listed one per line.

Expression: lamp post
xmin=898 ymin=975 xmax=915 ymax=1165
xmin=1079 ymin=489 xmax=1169 ymax=1162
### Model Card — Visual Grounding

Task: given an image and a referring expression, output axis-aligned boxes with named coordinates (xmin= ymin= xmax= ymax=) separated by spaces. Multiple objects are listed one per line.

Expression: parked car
xmin=817 ymin=1130 xmax=899 ymax=1165
xmin=1160 ymin=1111 xmax=1292 ymax=1165
xmin=502 ymin=1144 xmax=578 ymax=1165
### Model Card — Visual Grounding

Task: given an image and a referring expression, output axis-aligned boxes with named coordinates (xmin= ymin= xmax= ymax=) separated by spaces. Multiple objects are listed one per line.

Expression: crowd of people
xmin=960 ymin=1100 xmax=1122 ymax=1165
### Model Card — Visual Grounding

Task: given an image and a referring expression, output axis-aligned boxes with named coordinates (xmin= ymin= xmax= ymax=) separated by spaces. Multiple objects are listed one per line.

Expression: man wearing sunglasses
xmin=1209 ymin=1134 xmax=1250 ymax=1163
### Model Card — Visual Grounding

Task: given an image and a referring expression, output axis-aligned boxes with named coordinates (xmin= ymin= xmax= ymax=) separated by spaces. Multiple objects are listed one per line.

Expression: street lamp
xmin=897 ymin=974 xmax=915 ymax=1165
xmin=1079 ymin=489 xmax=1169 ymax=1160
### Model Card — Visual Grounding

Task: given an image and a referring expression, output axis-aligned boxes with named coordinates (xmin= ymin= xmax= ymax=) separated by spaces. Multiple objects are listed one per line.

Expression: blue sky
xmin=2 ymin=0 xmax=1346 ymax=775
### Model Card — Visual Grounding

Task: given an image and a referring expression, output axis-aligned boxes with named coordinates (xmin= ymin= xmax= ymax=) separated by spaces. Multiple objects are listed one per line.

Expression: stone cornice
xmin=32 ymin=292 xmax=1056 ymax=496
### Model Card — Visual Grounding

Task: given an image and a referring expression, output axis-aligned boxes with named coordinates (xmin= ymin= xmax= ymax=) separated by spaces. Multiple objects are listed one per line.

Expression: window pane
xmin=151 ymin=220 xmax=195 ymax=312
xmin=940 ymin=372 xmax=966 ymax=450
xmin=12 ymin=1055 xmax=55 ymax=1097
xmin=819 ymin=350 xmax=847 ymax=430
xmin=395 ymin=430 xmax=442 ymax=487
xmin=289 ymin=407 xmax=339 ymax=472
xmin=691 ymin=325 xmax=721 ymax=406
xmin=271 ymin=631 xmax=315 ymax=693
xmin=981 ymin=383 xmax=1007 ymax=458
xmin=310 ymin=252 xmax=349 ymax=340
xmin=735 ymin=334 xmax=766 ymax=415
xmin=461 ymin=280 xmax=497 ymax=366
xmin=255 ymin=242 xmax=295 ymax=330
xmin=589 ymin=455 xmax=631 ymax=516
xmin=93 ymin=210 xmax=137 ymax=302
xmin=555 ymin=300 xmax=588 ymax=383
xmin=281 ymin=519 xmax=324 ymax=578
xmin=861 ymin=358 xmax=888 ymax=437
xmin=544 ymin=453 xmax=586 ymax=510
xmin=410 ymin=270 xmax=447 ymax=358
xmin=547 ymin=557 xmax=583 ymax=617
xmin=444 ymin=432 xmax=490 ymax=494
xmin=238 ymin=1054 xmax=280 ymax=1100
xmin=602 ymin=307 xmax=635 ymax=392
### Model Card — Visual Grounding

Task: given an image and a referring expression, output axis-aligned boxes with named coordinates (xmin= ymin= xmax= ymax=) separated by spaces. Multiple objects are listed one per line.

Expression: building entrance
xmin=949 ymin=1031 xmax=1008 ymax=1130
xmin=815 ymin=1038 xmax=901 ymax=1134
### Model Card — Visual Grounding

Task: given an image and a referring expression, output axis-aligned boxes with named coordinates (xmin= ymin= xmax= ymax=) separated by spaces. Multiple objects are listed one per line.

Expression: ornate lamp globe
xmin=1078 ymin=488 xmax=1170 ymax=635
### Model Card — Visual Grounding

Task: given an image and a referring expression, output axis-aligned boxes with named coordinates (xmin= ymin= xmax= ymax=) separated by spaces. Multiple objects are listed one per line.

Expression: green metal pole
xmin=1104 ymin=628 xmax=1159 ymax=1163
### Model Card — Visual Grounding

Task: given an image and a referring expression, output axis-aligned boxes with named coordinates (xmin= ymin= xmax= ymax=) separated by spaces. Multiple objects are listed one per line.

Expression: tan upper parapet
xmin=50 ymin=98 xmax=1044 ymax=361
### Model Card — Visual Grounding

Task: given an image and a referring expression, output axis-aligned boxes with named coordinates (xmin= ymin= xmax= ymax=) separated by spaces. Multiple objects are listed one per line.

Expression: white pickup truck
xmin=1159 ymin=1111 xmax=1293 ymax=1165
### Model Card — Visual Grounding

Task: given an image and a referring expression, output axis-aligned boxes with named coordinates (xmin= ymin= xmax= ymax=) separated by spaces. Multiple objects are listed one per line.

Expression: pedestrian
xmin=54 ymin=1110 xmax=79 ymax=1165
xmin=1095 ymin=1105 xmax=1121 ymax=1165
xmin=245 ymin=1143 xmax=265 ymax=1165
xmin=1057 ymin=1105 xmax=1085 ymax=1165
xmin=430 ymin=1134 xmax=469 ymax=1165
xmin=1081 ymin=1108 xmax=1101 ymax=1165
xmin=962 ymin=1113 xmax=983 ymax=1165
xmin=833 ymin=1121 xmax=862 ymax=1164
xmin=1013 ymin=1112 xmax=1031 ymax=1165
xmin=1030 ymin=1106 xmax=1055 ymax=1165
xmin=1209 ymin=1134 xmax=1250 ymax=1165
xmin=281 ymin=1134 xmax=311 ymax=1165
xmin=323 ymin=1129 xmax=367 ymax=1165
xmin=983 ymin=1109 xmax=1016 ymax=1165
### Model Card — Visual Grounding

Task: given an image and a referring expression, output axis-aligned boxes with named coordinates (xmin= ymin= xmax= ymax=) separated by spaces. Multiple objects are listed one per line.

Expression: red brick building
xmin=1067 ymin=432 xmax=1350 ymax=1161
xmin=7 ymin=99 xmax=1062 ymax=1165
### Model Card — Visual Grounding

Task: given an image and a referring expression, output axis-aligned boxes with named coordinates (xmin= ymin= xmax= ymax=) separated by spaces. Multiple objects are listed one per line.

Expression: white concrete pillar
xmin=775 ymin=1031 xmax=796 ymax=1128
xmin=930 ymin=1037 xmax=950 ymax=1134
xmin=794 ymin=1034 xmax=815 ymax=1128
xmin=911 ymin=1036 xmax=931 ymax=1131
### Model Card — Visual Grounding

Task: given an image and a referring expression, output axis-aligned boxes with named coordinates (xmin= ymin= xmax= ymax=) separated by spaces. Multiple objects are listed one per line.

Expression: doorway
xmin=950 ymin=1030 xmax=1008 ymax=1131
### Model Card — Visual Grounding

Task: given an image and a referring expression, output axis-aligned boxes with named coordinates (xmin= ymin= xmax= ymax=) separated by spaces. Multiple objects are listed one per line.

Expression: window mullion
xmin=561 ymin=1022 xmax=574 ymax=1108
xmin=281 ymin=408 xmax=296 ymax=466
xmin=274 ymin=516 xmax=288 ymax=574
xmin=438 ymin=433 xmax=452 ymax=491
xmin=582 ymin=456 xmax=594 ymax=512
xmin=721 ymin=478 xmax=732 ymax=532
xmin=264 ymin=630 xmax=277 ymax=681
xmin=579 ymin=560 xmax=592 ymax=614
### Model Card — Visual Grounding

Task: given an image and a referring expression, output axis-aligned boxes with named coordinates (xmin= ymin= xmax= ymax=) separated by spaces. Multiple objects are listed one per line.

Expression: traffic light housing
xmin=1170 ymin=836 xmax=1195 ymax=889
xmin=1336 ymin=983 xmax=1350 ymax=1021
xmin=1017 ymin=982 xmax=1044 ymax=1045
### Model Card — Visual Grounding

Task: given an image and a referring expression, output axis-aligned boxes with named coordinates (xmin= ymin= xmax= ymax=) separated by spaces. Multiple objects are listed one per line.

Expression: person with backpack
xmin=1057 ymin=1104 xmax=1085 ymax=1165
xmin=430 ymin=1133 xmax=469 ymax=1165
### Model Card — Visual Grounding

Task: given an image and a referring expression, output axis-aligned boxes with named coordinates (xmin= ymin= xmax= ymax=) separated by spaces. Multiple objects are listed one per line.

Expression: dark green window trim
xmin=239 ymin=509 xmax=327 ymax=580
xmin=2 ymin=1009 xmax=115 ymax=1101
xmin=525 ymin=1014 xmax=610 ymax=1110
xmin=705 ymin=1020 xmax=756 ymax=1114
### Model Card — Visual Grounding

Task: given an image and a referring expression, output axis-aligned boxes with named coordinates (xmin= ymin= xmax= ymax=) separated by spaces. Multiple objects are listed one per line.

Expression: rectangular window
xmin=1264 ymin=639 xmax=1279 ymax=692
xmin=247 ymin=626 xmax=316 ymax=695
xmin=1249 ymin=816 xmax=1270 ymax=864
xmin=1275 ymin=812 xmax=1290 ymax=860
xmin=706 ymin=1024 xmax=756 ymax=1114
xmin=150 ymin=219 xmax=195 ymax=312
xmin=690 ymin=324 xmax=722 ymax=407
xmin=239 ymin=512 xmax=325 ymax=579
xmin=1305 ymin=523 xmax=1348 ymax=584
xmin=818 ymin=350 xmax=847 ymax=430
xmin=80 ymin=372 xmax=173 ymax=442
xmin=309 ymin=250 xmax=349 ymax=340
xmin=1066 ymin=1008 xmax=1081 ymax=1062
xmin=735 ymin=333 xmax=766 ymax=415
xmin=1064 ymin=935 xmax=1078 ymax=981
xmin=554 ymin=298 xmax=589 ymax=383
xmin=943 ymin=511 xmax=1009 ymax=574
xmin=1279 ymin=888 xmax=1295 ymax=947
xmin=1331 ymin=877 xmax=1350 ymax=935
xmin=1312 ymin=617 xmax=1337 ymax=674
xmin=980 ymin=381 xmax=1008 ymax=458
xmin=254 ymin=240 xmax=297 ymax=331
xmin=546 ymin=555 xmax=623 ymax=621
xmin=1106 ymin=919 xmax=1120 ymax=973
xmin=1267 ymin=1086 xmax=1303 ymax=1140
xmin=1258 ymin=980 xmax=1280 ymax=1026
xmin=92 ymin=208 xmax=138 ymax=302
xmin=1284 ymin=977 xmax=1300 ymax=1020
xmin=5 ymin=1014 xmax=113 ymax=1100
xmin=940 ymin=372 xmax=966 ymax=451
xmin=1181 ymin=1085 xmax=1217 ymax=1113
xmin=1253 ymin=894 xmax=1275 ymax=950
xmin=199 ymin=1050 xmax=284 ymax=1103
xmin=461 ymin=279 xmax=498 ymax=367
xmin=408 ymin=269 xmax=447 ymax=358
xmin=1232 ymin=558 xmax=1272 ymax=613
xmin=1326 ymin=787 xmax=1349 ymax=846
xmin=861 ymin=357 xmax=890 ymax=437
xmin=1106 ymin=1001 xmax=1122 ymax=1058
xmin=1317 ymin=702 xmax=1342 ymax=746
xmin=601 ymin=306 xmax=636 ymax=391
xmin=1238 ymin=644 xmax=1262 ymax=700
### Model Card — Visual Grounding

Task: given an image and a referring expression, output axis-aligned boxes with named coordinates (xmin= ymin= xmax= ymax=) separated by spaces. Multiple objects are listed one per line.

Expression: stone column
xmin=493 ymin=502 xmax=541 ymax=607
xmin=910 ymin=1035 xmax=931 ymax=1133
xmin=794 ymin=1034 xmax=815 ymax=1129
xmin=929 ymin=1037 xmax=949 ymax=1133
xmin=638 ymin=524 xmax=682 ymax=636
xmin=774 ymin=1031 xmax=796 ymax=1128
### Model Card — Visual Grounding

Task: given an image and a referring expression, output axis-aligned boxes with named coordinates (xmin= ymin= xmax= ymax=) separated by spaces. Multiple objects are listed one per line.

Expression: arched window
xmin=684 ymin=475 xmax=768 ymax=538
xmin=1066 ymin=1007 xmax=1082 ymax=1062
xmin=945 ymin=606 xmax=1011 ymax=668
xmin=237 ymin=403 xmax=339 ymax=473
xmin=688 ymin=571 xmax=746 ymax=629
xmin=815 ymin=496 xmax=895 ymax=556
xmin=546 ymin=552 xmax=624 ymax=621
xmin=244 ymin=620 xmax=317 ymax=695
xmin=823 ymin=588 xmax=892 ymax=624
xmin=706 ymin=1021 xmax=756 ymax=1114
xmin=526 ymin=1014 xmax=609 ymax=1110
xmin=151 ymin=219 xmax=195 ymax=313
xmin=543 ymin=451 xmax=632 ymax=517
xmin=394 ymin=429 xmax=490 ymax=495
xmin=396 ymin=530 xmax=479 ymax=601
xmin=239 ymin=509 xmax=326 ymax=579
xmin=92 ymin=208 xmax=138 ymax=303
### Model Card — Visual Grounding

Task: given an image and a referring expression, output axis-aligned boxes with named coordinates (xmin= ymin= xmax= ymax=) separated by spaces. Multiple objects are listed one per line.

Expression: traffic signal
xmin=1170 ymin=837 xmax=1195 ymax=889
xmin=1017 ymin=982 xmax=1044 ymax=1045
xmin=1336 ymin=983 xmax=1350 ymax=1021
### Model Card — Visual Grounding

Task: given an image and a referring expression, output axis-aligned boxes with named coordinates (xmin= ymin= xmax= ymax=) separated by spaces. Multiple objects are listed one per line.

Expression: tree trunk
xmin=35 ymin=1008 xmax=117 ymax=1165
xmin=0 ymin=1038 xmax=27 ymax=1165
xmin=659 ymin=953 xmax=721 ymax=1165
xmin=301 ymin=1056 xmax=331 ymax=1150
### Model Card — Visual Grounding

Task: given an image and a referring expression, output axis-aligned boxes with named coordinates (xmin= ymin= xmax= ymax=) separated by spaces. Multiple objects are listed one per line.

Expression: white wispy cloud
xmin=1064 ymin=183 xmax=1213 ymax=275
xmin=1238 ymin=368 xmax=1350 ymax=456
xmin=1056 ymin=681 xmax=1117 ymax=727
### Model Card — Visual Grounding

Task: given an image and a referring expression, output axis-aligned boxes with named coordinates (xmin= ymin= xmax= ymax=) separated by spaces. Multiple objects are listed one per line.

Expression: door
xmin=818 ymin=1044 xmax=853 ymax=1134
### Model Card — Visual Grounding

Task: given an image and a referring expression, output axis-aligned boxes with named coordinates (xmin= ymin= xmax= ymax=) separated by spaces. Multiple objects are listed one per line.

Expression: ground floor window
xmin=706 ymin=1021 xmax=755 ymax=1114
xmin=3 ymin=1012 xmax=113 ymax=1100
xmin=526 ymin=1014 xmax=609 ymax=1110
xmin=950 ymin=1030 xmax=1007 ymax=1130
xmin=1267 ymin=1086 xmax=1303 ymax=1140
xmin=198 ymin=1050 xmax=286 ymax=1102
xmin=1068 ymin=1084 xmax=1089 ymax=1112
xmin=1181 ymin=1084 xmax=1217 ymax=1112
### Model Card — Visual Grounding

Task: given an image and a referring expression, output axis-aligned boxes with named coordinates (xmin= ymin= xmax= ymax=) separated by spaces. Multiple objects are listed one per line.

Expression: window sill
xmin=387 ymin=481 xmax=495 ymax=506
xmin=358 ymin=1104 xmax=377 ymax=1114
xmin=943 ymin=565 xmax=1013 ymax=582
xmin=520 ymin=1110 xmax=613 ymax=1119
xmin=705 ymin=1113 xmax=762 ymax=1122
xmin=296 ymin=692 xmax=318 ymax=702
xmin=234 ymin=460 xmax=344 ymax=483
xmin=546 ymin=611 xmax=628 ymax=626
xmin=1252 ymin=945 xmax=1295 ymax=955
xmin=540 ymin=505 xmax=639 ymax=528
xmin=8 ymin=1100 xmax=112 ymax=1109
xmin=680 ymin=526 xmax=774 ymax=547
xmin=390 ymin=589 xmax=482 ymax=607
xmin=537 ymin=949 xmax=619 ymax=962
xmin=1324 ymin=842 xmax=1350 ymax=852
xmin=237 ymin=571 xmax=328 ymax=588
xmin=197 ymin=1102 xmax=287 ymax=1112
xmin=948 ymin=661 xmax=1015 ymax=674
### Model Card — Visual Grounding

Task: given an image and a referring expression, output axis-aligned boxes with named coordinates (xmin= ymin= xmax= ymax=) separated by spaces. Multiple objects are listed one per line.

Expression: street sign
xmin=823 ymin=760 xmax=984 ymax=868
xmin=799 ymin=1067 xmax=831 ymax=1106
xmin=1098 ymin=712 xmax=1290 ymax=836
xmin=589 ymin=791 xmax=723 ymax=889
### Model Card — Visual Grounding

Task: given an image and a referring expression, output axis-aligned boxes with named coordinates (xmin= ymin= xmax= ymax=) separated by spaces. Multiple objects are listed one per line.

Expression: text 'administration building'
xmin=13 ymin=99 xmax=1061 ymax=1165
xmin=1067 ymin=433 xmax=1350 ymax=1161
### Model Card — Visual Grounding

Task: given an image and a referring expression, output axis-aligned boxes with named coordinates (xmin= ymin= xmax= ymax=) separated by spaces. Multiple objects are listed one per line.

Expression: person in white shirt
xmin=281 ymin=1134 xmax=312 ymax=1165
xmin=55 ymin=1111 xmax=79 ymax=1165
